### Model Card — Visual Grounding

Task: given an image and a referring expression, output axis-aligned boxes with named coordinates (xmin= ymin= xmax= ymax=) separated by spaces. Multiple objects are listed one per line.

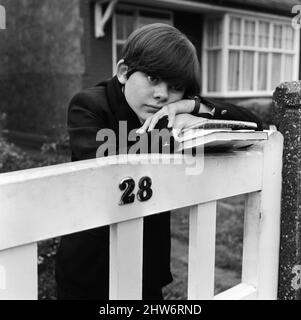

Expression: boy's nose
xmin=153 ymin=82 xmax=169 ymax=102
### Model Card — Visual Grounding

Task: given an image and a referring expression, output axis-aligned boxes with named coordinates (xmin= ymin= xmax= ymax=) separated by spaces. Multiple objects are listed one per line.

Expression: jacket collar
xmin=103 ymin=76 xmax=142 ymax=130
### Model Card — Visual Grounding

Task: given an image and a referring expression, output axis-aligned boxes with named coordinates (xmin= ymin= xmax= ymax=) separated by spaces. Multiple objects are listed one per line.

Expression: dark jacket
xmin=55 ymin=76 xmax=262 ymax=299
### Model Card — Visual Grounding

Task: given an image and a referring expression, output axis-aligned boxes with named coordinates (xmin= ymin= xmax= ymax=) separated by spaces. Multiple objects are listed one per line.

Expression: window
xmin=206 ymin=18 xmax=222 ymax=92
xmin=112 ymin=6 xmax=173 ymax=74
xmin=203 ymin=14 xmax=299 ymax=97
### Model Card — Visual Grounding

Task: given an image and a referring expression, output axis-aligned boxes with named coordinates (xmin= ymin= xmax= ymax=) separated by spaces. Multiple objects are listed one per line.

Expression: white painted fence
xmin=0 ymin=131 xmax=283 ymax=300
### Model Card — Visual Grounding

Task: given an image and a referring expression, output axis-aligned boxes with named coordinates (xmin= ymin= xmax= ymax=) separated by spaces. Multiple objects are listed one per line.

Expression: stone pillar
xmin=272 ymin=81 xmax=301 ymax=300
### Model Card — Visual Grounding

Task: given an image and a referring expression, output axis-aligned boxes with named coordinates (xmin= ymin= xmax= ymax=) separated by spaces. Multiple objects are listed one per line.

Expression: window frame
xmin=202 ymin=13 xmax=300 ymax=98
xmin=112 ymin=4 xmax=174 ymax=75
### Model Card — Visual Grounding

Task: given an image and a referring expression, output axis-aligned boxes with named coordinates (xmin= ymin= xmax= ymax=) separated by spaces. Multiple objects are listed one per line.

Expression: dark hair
xmin=121 ymin=23 xmax=201 ymax=97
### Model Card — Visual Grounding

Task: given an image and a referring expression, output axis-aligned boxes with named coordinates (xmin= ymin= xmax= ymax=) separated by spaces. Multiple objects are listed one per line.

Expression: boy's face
xmin=118 ymin=65 xmax=184 ymax=123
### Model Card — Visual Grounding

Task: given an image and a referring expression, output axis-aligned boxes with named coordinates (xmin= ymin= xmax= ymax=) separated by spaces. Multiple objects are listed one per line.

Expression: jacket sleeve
xmin=198 ymin=97 xmax=263 ymax=131
xmin=67 ymin=91 xmax=121 ymax=161
xmin=67 ymin=91 xmax=172 ymax=160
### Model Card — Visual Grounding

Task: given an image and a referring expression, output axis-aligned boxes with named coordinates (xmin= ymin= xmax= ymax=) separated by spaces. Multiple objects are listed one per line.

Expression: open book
xmin=173 ymin=119 xmax=268 ymax=152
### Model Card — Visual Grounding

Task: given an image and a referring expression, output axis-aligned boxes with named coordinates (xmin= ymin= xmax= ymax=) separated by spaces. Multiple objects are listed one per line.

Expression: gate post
xmin=272 ymin=81 xmax=301 ymax=300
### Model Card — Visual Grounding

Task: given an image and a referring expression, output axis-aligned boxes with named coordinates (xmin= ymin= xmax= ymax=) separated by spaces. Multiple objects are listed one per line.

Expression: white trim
xmin=253 ymin=20 xmax=259 ymax=91
xmin=221 ymin=14 xmax=229 ymax=95
xmin=95 ymin=0 xmax=119 ymax=38
xmin=280 ymin=51 xmax=285 ymax=83
xmin=228 ymin=46 xmax=295 ymax=54
xmin=202 ymin=91 xmax=273 ymax=99
xmin=112 ymin=12 xmax=117 ymax=76
xmin=239 ymin=18 xmax=244 ymax=91
xmin=125 ymin=0 xmax=292 ymax=22
xmin=0 ymin=5 xmax=6 ymax=30
xmin=202 ymin=18 xmax=208 ymax=93
xmin=205 ymin=45 xmax=223 ymax=51
xmin=267 ymin=23 xmax=273 ymax=91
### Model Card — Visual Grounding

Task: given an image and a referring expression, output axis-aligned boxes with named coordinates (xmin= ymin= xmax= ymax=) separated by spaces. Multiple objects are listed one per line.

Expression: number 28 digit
xmin=119 ymin=176 xmax=153 ymax=205
xmin=118 ymin=177 xmax=135 ymax=205
xmin=137 ymin=177 xmax=153 ymax=202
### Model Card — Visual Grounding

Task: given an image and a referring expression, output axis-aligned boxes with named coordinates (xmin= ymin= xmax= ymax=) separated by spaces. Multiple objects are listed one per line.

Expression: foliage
xmin=0 ymin=113 xmax=34 ymax=173
xmin=0 ymin=113 xmax=68 ymax=299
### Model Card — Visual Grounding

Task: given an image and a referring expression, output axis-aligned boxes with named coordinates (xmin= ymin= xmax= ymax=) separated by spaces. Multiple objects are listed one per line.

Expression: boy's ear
xmin=116 ymin=59 xmax=128 ymax=85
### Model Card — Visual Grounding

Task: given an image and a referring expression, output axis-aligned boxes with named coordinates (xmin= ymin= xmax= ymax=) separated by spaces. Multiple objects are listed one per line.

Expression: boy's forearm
xmin=195 ymin=97 xmax=263 ymax=131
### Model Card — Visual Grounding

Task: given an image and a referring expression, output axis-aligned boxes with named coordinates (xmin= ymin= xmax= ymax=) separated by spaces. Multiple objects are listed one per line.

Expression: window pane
xmin=258 ymin=21 xmax=269 ymax=48
xmin=116 ymin=44 xmax=124 ymax=62
xmin=125 ymin=15 xmax=135 ymax=37
xmin=242 ymin=51 xmax=254 ymax=90
xmin=258 ymin=53 xmax=268 ymax=90
xmin=139 ymin=10 xmax=171 ymax=20
xmin=207 ymin=18 xmax=222 ymax=48
xmin=137 ymin=15 xmax=172 ymax=28
xmin=284 ymin=26 xmax=294 ymax=50
xmin=229 ymin=17 xmax=241 ymax=45
xmin=283 ymin=54 xmax=294 ymax=81
xmin=273 ymin=25 xmax=282 ymax=49
xmin=116 ymin=14 xmax=125 ymax=39
xmin=271 ymin=53 xmax=282 ymax=89
xmin=228 ymin=50 xmax=240 ymax=91
xmin=116 ymin=12 xmax=134 ymax=40
xmin=207 ymin=50 xmax=221 ymax=92
xmin=114 ymin=9 xmax=173 ymax=70
xmin=117 ymin=10 xmax=172 ymax=40
xmin=244 ymin=20 xmax=255 ymax=46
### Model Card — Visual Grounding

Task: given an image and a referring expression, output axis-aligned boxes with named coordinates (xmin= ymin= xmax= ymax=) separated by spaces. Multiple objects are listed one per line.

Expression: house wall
xmin=80 ymin=0 xmax=113 ymax=88
xmin=0 ymin=0 xmax=85 ymax=139
xmin=0 ymin=0 xmax=298 ymax=143
xmin=81 ymin=5 xmax=204 ymax=89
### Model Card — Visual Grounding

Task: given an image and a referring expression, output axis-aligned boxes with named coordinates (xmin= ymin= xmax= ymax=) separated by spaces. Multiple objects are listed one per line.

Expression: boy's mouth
xmin=145 ymin=104 xmax=161 ymax=111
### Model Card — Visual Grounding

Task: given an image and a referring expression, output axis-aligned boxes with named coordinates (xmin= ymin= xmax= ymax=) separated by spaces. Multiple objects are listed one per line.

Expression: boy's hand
xmin=136 ymin=99 xmax=195 ymax=134
xmin=171 ymin=114 xmax=204 ymax=140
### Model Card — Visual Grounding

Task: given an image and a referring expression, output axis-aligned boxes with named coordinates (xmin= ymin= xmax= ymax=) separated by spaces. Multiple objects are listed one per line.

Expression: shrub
xmin=0 ymin=113 xmax=36 ymax=173
xmin=0 ymin=112 xmax=69 ymax=299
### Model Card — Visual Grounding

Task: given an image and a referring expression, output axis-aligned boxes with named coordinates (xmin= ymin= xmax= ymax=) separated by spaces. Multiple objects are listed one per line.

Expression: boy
xmin=55 ymin=23 xmax=262 ymax=300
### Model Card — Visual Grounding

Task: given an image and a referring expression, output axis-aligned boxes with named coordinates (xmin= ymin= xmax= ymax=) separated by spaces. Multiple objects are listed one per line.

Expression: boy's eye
xmin=147 ymin=75 xmax=160 ymax=85
xmin=169 ymin=84 xmax=184 ymax=92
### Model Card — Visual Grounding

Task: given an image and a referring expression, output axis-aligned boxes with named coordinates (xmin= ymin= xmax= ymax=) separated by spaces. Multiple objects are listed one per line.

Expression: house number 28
xmin=119 ymin=176 xmax=153 ymax=205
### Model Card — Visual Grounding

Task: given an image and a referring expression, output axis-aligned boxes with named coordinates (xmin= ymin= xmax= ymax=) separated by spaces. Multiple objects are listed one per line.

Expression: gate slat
xmin=242 ymin=191 xmax=261 ymax=292
xmin=0 ymin=243 xmax=37 ymax=300
xmin=109 ymin=218 xmax=143 ymax=300
xmin=188 ymin=201 xmax=217 ymax=299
